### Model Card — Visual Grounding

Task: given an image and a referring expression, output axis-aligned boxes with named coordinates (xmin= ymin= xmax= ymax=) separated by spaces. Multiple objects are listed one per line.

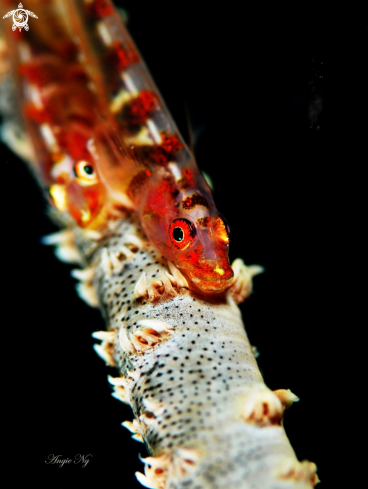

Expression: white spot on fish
xmin=96 ymin=21 xmax=112 ymax=46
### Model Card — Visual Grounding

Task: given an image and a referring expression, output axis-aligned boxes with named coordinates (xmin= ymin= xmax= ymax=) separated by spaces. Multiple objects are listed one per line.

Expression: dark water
xmin=1 ymin=3 xmax=367 ymax=488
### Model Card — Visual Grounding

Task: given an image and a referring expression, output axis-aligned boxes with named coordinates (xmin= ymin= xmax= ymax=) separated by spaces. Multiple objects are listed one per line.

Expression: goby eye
xmin=169 ymin=218 xmax=196 ymax=250
xmin=74 ymin=161 xmax=98 ymax=186
xmin=173 ymin=226 xmax=184 ymax=242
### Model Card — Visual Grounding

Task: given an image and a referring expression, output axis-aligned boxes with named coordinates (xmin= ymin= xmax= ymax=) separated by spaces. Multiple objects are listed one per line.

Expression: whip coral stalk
xmin=0 ymin=0 xmax=319 ymax=487
xmin=38 ymin=212 xmax=318 ymax=489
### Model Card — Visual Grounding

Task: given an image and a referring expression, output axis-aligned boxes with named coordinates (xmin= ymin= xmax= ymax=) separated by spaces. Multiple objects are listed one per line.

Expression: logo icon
xmin=3 ymin=3 xmax=38 ymax=32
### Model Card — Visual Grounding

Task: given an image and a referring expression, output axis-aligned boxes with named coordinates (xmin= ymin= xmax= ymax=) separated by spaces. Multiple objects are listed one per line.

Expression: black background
xmin=1 ymin=2 xmax=367 ymax=488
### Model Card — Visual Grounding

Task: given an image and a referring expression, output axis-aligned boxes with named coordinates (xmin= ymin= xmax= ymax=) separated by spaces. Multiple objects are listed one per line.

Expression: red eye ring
xmin=169 ymin=218 xmax=196 ymax=250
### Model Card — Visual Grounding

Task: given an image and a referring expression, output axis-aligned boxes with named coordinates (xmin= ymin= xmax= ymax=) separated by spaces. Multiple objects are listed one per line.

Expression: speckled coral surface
xmin=85 ymin=218 xmax=316 ymax=489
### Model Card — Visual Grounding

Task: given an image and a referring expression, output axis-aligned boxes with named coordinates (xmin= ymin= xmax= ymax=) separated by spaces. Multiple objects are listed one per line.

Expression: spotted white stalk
xmin=42 ymin=214 xmax=319 ymax=489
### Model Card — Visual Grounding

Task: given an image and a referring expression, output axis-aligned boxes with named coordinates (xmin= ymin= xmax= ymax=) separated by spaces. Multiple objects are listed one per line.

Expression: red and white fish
xmin=2 ymin=0 xmax=233 ymax=293
xmin=0 ymin=4 xmax=318 ymax=489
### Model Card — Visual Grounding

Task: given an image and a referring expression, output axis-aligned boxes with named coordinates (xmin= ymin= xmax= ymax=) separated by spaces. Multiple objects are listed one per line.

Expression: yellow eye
xmin=74 ymin=161 xmax=98 ymax=186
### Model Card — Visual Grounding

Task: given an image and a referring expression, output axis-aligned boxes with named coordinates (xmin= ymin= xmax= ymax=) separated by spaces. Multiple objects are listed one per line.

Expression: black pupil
xmin=84 ymin=165 xmax=93 ymax=175
xmin=173 ymin=227 xmax=184 ymax=242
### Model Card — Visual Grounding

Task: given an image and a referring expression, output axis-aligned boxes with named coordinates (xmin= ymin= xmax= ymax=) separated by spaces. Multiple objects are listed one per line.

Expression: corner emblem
xmin=3 ymin=3 xmax=38 ymax=32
